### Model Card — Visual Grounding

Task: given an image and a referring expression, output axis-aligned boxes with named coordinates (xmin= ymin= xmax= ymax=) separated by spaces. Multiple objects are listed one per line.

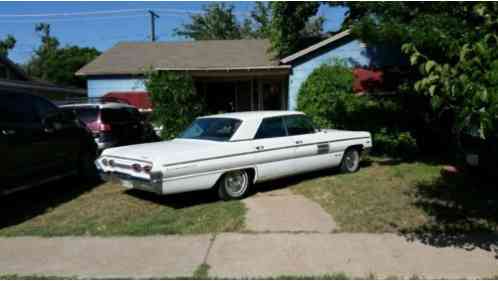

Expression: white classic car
xmin=96 ymin=111 xmax=372 ymax=200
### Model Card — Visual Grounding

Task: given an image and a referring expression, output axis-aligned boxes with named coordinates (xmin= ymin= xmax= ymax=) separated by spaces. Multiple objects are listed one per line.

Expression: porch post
xmin=250 ymin=78 xmax=254 ymax=111
xmin=281 ymin=78 xmax=288 ymax=110
xmin=257 ymin=79 xmax=262 ymax=110
xmin=234 ymin=81 xmax=238 ymax=112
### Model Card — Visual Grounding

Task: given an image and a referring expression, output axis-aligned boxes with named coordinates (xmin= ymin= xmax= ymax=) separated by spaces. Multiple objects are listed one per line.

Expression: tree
xmin=402 ymin=4 xmax=498 ymax=139
xmin=26 ymin=23 xmax=100 ymax=88
xmin=0 ymin=35 xmax=16 ymax=57
xmin=174 ymin=3 xmax=243 ymax=40
xmin=338 ymin=2 xmax=498 ymax=147
xmin=145 ymin=71 xmax=205 ymax=139
xmin=269 ymin=2 xmax=322 ymax=57
xmin=43 ymin=46 xmax=100 ymax=88
xmin=341 ymin=3 xmax=482 ymax=60
xmin=249 ymin=2 xmax=272 ymax=39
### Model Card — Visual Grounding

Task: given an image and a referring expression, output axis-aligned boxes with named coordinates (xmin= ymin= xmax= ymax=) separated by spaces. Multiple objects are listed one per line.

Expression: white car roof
xmin=60 ymin=102 xmax=136 ymax=109
xmin=200 ymin=110 xmax=304 ymax=121
xmin=197 ymin=111 xmax=306 ymax=141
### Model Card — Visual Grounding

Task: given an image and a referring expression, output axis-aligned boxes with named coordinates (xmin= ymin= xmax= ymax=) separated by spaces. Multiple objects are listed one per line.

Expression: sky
xmin=0 ymin=1 xmax=348 ymax=64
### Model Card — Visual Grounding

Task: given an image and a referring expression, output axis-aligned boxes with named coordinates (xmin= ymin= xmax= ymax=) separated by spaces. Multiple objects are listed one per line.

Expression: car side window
xmin=285 ymin=115 xmax=315 ymax=136
xmin=254 ymin=117 xmax=287 ymax=139
xmin=0 ymin=93 xmax=38 ymax=124
xmin=32 ymin=95 xmax=57 ymax=120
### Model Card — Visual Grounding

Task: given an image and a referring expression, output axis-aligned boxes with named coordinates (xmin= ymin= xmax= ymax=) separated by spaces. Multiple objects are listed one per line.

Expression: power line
xmin=0 ymin=7 xmax=251 ymax=19
xmin=156 ymin=8 xmax=251 ymax=17
xmin=0 ymin=14 xmax=147 ymax=24
xmin=0 ymin=8 xmax=146 ymax=18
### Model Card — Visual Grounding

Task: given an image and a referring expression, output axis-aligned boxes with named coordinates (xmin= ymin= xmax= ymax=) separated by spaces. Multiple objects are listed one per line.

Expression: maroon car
xmin=61 ymin=102 xmax=159 ymax=151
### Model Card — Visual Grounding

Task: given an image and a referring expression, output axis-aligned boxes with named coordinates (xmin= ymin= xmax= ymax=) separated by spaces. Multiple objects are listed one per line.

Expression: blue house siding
xmin=288 ymin=39 xmax=370 ymax=110
xmin=87 ymin=77 xmax=146 ymax=98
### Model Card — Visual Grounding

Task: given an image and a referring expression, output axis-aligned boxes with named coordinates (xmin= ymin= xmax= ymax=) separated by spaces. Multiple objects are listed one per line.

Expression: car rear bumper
xmin=99 ymin=171 xmax=163 ymax=194
xmin=95 ymin=138 xmax=116 ymax=150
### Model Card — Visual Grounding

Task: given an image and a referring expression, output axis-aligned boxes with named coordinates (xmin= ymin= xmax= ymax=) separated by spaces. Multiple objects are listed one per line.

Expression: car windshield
xmin=178 ymin=118 xmax=242 ymax=141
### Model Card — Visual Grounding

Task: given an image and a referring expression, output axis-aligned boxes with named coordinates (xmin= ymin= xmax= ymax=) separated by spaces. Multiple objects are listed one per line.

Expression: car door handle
xmin=1 ymin=129 xmax=15 ymax=136
xmin=255 ymin=145 xmax=265 ymax=151
xmin=295 ymin=140 xmax=304 ymax=145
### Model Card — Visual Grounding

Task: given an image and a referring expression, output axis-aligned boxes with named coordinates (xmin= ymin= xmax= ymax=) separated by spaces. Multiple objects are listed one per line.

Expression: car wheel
xmin=218 ymin=170 xmax=250 ymax=200
xmin=340 ymin=148 xmax=360 ymax=173
xmin=78 ymin=150 xmax=98 ymax=181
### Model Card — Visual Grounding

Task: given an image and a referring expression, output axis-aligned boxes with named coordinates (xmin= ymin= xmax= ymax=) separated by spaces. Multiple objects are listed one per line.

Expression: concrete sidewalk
xmin=0 ymin=233 xmax=497 ymax=279
xmin=243 ymin=188 xmax=338 ymax=233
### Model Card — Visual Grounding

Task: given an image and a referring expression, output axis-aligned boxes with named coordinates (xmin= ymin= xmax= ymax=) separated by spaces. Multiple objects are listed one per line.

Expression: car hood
xmin=101 ymin=138 xmax=224 ymax=166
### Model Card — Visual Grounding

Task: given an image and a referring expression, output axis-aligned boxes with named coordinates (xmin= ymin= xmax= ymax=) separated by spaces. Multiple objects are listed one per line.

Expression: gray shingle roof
xmin=76 ymin=39 xmax=279 ymax=76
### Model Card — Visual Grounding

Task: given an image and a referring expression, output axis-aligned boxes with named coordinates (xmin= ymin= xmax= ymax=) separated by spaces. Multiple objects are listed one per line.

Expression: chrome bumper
xmin=99 ymin=171 xmax=163 ymax=194
xmin=95 ymin=138 xmax=116 ymax=150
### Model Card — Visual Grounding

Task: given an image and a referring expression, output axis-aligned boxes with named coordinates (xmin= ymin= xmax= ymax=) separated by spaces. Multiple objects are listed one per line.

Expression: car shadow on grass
xmin=0 ymin=177 xmax=101 ymax=230
xmin=399 ymin=171 xmax=498 ymax=258
xmin=125 ymin=188 xmax=221 ymax=209
xmin=126 ymin=165 xmax=347 ymax=206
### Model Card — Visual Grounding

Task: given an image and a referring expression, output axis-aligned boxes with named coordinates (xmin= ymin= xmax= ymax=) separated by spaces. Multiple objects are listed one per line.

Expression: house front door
xmin=259 ymin=80 xmax=285 ymax=110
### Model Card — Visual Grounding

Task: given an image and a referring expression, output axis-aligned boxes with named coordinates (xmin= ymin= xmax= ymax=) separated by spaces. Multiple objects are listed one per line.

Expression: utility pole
xmin=148 ymin=10 xmax=160 ymax=42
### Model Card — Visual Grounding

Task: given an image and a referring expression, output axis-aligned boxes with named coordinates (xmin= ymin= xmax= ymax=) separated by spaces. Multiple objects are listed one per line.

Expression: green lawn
xmin=290 ymin=157 xmax=498 ymax=234
xmin=1 ymin=157 xmax=496 ymax=237
xmin=0 ymin=178 xmax=245 ymax=236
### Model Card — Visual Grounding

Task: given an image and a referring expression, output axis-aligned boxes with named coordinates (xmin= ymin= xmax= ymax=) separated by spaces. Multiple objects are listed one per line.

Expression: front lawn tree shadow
xmin=0 ymin=177 xmax=101 ymax=229
xmin=400 ymin=171 xmax=498 ymax=258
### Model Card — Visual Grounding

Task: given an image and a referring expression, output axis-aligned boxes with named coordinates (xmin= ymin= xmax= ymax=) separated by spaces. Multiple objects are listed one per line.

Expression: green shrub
xmin=297 ymin=61 xmax=353 ymax=128
xmin=373 ymin=129 xmax=418 ymax=159
xmin=146 ymin=71 xmax=205 ymax=139
xmin=297 ymin=61 xmax=418 ymax=159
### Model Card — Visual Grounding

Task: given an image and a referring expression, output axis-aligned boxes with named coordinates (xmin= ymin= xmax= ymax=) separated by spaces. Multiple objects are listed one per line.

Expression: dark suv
xmin=0 ymin=91 xmax=98 ymax=196
xmin=60 ymin=102 xmax=159 ymax=151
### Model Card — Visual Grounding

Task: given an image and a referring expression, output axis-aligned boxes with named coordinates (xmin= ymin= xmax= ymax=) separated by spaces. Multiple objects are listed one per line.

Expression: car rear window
xmin=179 ymin=118 xmax=242 ymax=141
xmin=101 ymin=108 xmax=141 ymax=123
xmin=65 ymin=107 xmax=99 ymax=123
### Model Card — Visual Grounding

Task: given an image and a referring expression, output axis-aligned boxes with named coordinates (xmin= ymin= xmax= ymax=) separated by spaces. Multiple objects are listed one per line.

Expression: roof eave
xmin=155 ymin=65 xmax=291 ymax=72
xmin=77 ymin=65 xmax=291 ymax=76
xmin=280 ymin=29 xmax=352 ymax=65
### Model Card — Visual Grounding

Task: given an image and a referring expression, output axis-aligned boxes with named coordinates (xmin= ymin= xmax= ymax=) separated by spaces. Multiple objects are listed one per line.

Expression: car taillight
xmin=143 ymin=165 xmax=152 ymax=173
xmin=99 ymin=123 xmax=112 ymax=132
xmin=132 ymin=163 xmax=142 ymax=173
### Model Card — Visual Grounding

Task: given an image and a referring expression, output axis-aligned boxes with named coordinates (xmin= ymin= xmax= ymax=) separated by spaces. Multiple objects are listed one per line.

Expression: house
xmin=76 ymin=29 xmax=402 ymax=112
xmin=0 ymin=56 xmax=86 ymax=101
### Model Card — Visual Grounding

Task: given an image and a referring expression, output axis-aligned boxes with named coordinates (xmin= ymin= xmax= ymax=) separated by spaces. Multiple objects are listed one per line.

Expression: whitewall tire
xmin=340 ymin=148 xmax=360 ymax=173
xmin=218 ymin=170 xmax=250 ymax=200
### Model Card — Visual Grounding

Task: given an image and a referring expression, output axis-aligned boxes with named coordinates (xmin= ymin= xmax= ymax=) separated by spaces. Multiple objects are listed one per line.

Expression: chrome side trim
xmin=102 ymin=155 xmax=153 ymax=164
xmin=162 ymin=137 xmax=368 ymax=168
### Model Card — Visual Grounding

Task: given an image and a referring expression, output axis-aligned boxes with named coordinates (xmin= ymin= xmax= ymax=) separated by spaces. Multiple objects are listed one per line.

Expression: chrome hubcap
xmin=224 ymin=171 xmax=248 ymax=197
xmin=345 ymin=150 xmax=359 ymax=171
